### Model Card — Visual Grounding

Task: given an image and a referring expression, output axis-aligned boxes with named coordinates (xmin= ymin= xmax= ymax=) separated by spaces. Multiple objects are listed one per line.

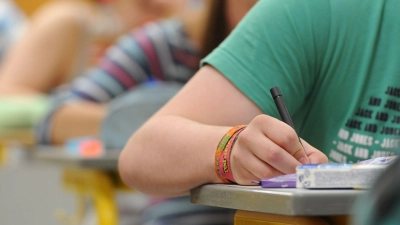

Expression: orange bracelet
xmin=215 ymin=125 xmax=246 ymax=184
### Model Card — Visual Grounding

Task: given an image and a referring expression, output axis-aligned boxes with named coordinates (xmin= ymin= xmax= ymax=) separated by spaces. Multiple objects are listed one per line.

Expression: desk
xmin=0 ymin=128 xmax=35 ymax=166
xmin=34 ymin=147 xmax=127 ymax=225
xmin=190 ymin=184 xmax=366 ymax=225
xmin=34 ymin=146 xmax=120 ymax=169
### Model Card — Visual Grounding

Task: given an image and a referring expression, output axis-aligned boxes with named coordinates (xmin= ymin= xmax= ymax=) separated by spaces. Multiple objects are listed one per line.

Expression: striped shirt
xmin=36 ymin=18 xmax=200 ymax=143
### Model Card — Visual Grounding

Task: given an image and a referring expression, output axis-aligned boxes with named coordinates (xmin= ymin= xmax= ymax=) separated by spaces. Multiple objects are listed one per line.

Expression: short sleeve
xmin=202 ymin=0 xmax=330 ymax=115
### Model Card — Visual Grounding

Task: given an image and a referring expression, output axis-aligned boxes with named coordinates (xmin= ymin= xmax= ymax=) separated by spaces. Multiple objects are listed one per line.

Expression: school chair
xmin=50 ymin=81 xmax=184 ymax=225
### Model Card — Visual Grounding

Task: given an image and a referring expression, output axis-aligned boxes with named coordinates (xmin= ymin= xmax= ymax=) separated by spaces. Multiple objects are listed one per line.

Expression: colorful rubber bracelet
xmin=215 ymin=125 xmax=246 ymax=184
xmin=219 ymin=128 xmax=245 ymax=182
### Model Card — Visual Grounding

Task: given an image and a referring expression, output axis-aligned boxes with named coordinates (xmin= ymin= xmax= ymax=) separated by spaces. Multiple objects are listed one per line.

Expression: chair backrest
xmin=101 ymin=81 xmax=183 ymax=150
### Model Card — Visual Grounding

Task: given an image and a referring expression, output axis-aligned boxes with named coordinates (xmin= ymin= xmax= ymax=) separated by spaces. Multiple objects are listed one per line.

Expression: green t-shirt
xmin=203 ymin=0 xmax=400 ymax=163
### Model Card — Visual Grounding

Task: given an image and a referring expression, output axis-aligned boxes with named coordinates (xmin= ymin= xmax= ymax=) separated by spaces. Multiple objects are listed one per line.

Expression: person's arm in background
xmin=0 ymin=0 xmax=164 ymax=96
xmin=0 ymin=0 xmax=96 ymax=95
xmin=46 ymin=101 xmax=107 ymax=144
xmin=38 ymin=18 xmax=199 ymax=145
xmin=38 ymin=31 xmax=148 ymax=145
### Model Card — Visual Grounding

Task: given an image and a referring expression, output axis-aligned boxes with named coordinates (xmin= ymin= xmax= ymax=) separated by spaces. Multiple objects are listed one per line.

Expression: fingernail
xmin=299 ymin=157 xmax=309 ymax=165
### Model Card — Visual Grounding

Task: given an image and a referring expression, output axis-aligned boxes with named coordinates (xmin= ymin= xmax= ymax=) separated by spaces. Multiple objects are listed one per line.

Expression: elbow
xmin=118 ymin=136 xmax=173 ymax=197
xmin=118 ymin=121 xmax=188 ymax=197
xmin=118 ymin=146 xmax=139 ymax=191
xmin=118 ymin=139 xmax=148 ymax=194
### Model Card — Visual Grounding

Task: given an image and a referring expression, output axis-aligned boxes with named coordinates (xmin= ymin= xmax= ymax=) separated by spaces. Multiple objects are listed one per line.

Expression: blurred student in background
xmin=33 ymin=0 xmax=257 ymax=224
xmin=0 ymin=0 xmax=168 ymax=95
xmin=35 ymin=0 xmax=257 ymax=145
xmin=0 ymin=0 xmax=171 ymax=132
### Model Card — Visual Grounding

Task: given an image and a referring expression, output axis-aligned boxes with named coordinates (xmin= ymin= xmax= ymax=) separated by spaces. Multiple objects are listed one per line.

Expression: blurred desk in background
xmin=0 ymin=128 xmax=35 ymax=166
xmin=34 ymin=146 xmax=120 ymax=169
xmin=191 ymin=184 xmax=367 ymax=225
xmin=34 ymin=147 xmax=128 ymax=225
xmin=0 ymin=128 xmax=35 ymax=145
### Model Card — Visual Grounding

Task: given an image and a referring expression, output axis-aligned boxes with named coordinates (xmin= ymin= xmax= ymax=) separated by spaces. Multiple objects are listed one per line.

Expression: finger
xmin=231 ymin=144 xmax=284 ymax=181
xmin=234 ymin=129 xmax=301 ymax=174
xmin=230 ymin=141 xmax=263 ymax=184
xmin=253 ymin=136 xmax=302 ymax=174
xmin=255 ymin=115 xmax=309 ymax=164
xmin=233 ymin=166 xmax=260 ymax=185
xmin=243 ymin=158 xmax=284 ymax=180
xmin=301 ymin=139 xmax=329 ymax=164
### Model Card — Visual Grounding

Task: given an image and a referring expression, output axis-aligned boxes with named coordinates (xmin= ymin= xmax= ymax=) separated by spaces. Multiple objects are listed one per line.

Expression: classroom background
xmin=0 ymin=0 xmax=175 ymax=224
xmin=1 ymin=1 xmax=73 ymax=224
xmin=0 ymin=149 xmax=76 ymax=225
xmin=2 ymin=0 xmax=399 ymax=225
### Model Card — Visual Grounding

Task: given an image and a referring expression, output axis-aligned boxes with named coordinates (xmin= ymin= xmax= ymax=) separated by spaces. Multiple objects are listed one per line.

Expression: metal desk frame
xmin=34 ymin=147 xmax=127 ymax=225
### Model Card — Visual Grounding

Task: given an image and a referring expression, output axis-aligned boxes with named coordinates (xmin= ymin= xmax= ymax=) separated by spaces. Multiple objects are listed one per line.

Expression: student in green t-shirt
xmin=119 ymin=0 xmax=400 ymax=198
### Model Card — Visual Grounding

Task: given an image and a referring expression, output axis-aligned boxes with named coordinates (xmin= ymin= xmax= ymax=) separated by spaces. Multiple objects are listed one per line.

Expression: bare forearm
xmin=50 ymin=103 xmax=107 ymax=145
xmin=119 ymin=115 xmax=230 ymax=197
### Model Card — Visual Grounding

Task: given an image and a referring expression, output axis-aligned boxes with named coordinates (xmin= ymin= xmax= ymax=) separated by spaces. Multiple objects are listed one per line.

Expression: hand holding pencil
xmin=226 ymin=87 xmax=328 ymax=185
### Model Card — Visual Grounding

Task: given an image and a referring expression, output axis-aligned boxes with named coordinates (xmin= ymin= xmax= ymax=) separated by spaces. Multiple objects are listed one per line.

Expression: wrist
xmin=214 ymin=125 xmax=247 ymax=184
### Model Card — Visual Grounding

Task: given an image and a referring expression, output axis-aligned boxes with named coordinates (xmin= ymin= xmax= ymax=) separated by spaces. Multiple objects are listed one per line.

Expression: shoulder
xmin=131 ymin=18 xmax=186 ymax=41
xmin=125 ymin=18 xmax=194 ymax=52
xmin=246 ymin=0 xmax=331 ymax=23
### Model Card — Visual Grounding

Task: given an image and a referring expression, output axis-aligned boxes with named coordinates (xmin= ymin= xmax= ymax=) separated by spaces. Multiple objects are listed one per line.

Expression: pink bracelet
xmin=215 ymin=125 xmax=246 ymax=184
